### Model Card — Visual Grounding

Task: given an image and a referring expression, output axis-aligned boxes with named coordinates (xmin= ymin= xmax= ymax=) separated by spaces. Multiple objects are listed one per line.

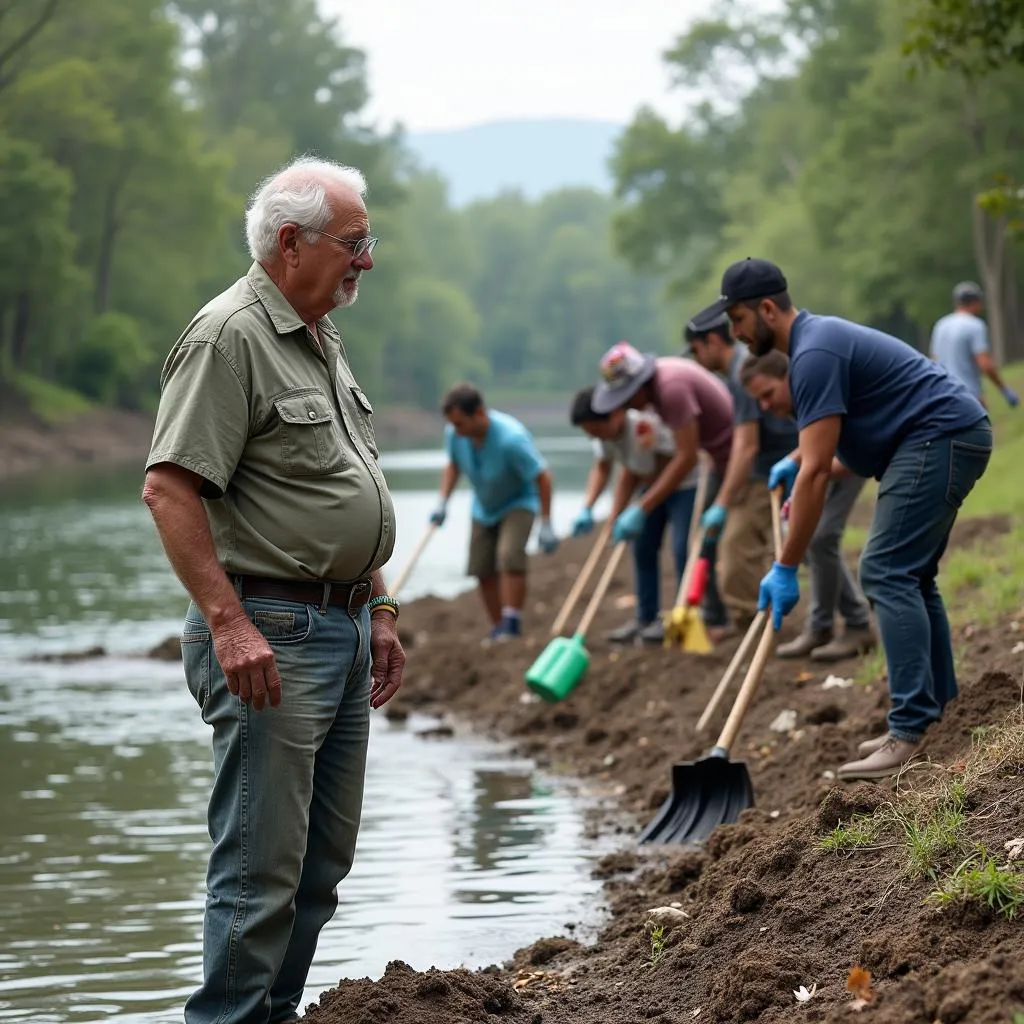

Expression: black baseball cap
xmin=698 ymin=258 xmax=789 ymax=320
xmin=685 ymin=308 xmax=731 ymax=337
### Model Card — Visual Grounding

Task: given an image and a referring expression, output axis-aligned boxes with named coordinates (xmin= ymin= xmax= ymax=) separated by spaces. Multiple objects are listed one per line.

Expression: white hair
xmin=244 ymin=155 xmax=368 ymax=263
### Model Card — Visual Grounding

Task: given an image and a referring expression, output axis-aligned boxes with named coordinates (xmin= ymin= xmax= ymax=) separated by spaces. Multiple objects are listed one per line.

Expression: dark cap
xmin=953 ymin=280 xmax=983 ymax=305
xmin=685 ymin=307 xmax=731 ymax=337
xmin=697 ymin=258 xmax=789 ymax=321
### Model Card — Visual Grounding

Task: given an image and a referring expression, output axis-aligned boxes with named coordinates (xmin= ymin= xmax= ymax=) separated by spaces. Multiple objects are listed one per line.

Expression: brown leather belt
xmin=234 ymin=574 xmax=373 ymax=615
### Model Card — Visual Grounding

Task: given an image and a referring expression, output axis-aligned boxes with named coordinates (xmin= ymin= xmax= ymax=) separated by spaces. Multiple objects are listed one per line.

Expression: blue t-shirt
xmin=726 ymin=342 xmax=799 ymax=482
xmin=930 ymin=311 xmax=988 ymax=398
xmin=789 ymin=311 xmax=987 ymax=480
xmin=445 ymin=410 xmax=546 ymax=526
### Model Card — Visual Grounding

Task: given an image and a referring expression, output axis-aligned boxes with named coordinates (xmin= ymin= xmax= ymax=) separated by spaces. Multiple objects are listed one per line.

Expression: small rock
xmin=822 ymin=674 xmax=853 ymax=689
xmin=644 ymin=906 xmax=690 ymax=931
xmin=147 ymin=637 xmax=181 ymax=661
xmin=519 ymin=692 xmax=540 ymax=704
xmin=603 ymin=754 xmax=616 ymax=766
xmin=769 ymin=709 xmax=798 ymax=733
xmin=822 ymin=770 xmax=837 ymax=781
xmin=1013 ymin=642 xmax=1024 ymax=655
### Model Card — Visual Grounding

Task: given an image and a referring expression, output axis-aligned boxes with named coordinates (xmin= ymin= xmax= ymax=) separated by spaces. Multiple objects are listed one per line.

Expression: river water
xmin=0 ymin=434 xmax=617 ymax=1023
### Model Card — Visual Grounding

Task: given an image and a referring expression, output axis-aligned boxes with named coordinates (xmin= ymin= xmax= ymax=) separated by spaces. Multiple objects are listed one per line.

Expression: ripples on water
xmin=0 ymin=449 xmax=610 ymax=1023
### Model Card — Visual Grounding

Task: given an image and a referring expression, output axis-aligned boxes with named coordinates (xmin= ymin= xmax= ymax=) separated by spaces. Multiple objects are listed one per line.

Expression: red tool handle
xmin=686 ymin=557 xmax=710 ymax=606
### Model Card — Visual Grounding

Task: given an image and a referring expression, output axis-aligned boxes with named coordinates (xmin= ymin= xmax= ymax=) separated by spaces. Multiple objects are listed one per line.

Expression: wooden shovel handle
xmin=551 ymin=521 xmax=611 ymax=637
xmin=576 ymin=541 xmax=628 ymax=638
xmin=672 ymin=455 xmax=712 ymax=610
xmin=389 ymin=523 xmax=439 ymax=598
xmin=695 ymin=609 xmax=767 ymax=732
xmin=714 ymin=615 xmax=777 ymax=754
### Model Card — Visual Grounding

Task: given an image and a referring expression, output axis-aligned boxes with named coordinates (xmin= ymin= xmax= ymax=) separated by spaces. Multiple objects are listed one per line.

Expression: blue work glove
xmin=612 ymin=504 xmax=647 ymax=544
xmin=429 ymin=502 xmax=448 ymax=527
xmin=700 ymin=502 xmax=728 ymax=535
xmin=758 ymin=562 xmax=800 ymax=631
xmin=537 ymin=518 xmax=559 ymax=554
xmin=1002 ymin=386 xmax=1020 ymax=409
xmin=768 ymin=456 xmax=799 ymax=500
xmin=572 ymin=507 xmax=595 ymax=537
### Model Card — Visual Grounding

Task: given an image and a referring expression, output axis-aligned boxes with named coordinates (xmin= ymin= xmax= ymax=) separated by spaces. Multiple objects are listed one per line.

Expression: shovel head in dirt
xmin=663 ymin=553 xmax=713 ymax=653
xmin=639 ymin=616 xmax=776 ymax=845
xmin=637 ymin=749 xmax=754 ymax=844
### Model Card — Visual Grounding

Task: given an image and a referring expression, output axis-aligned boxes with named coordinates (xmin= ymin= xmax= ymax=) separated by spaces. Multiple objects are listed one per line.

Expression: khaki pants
xmin=718 ymin=478 xmax=774 ymax=627
xmin=467 ymin=508 xmax=535 ymax=579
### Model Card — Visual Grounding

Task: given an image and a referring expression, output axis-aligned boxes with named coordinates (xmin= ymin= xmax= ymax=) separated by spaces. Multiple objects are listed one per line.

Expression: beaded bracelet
xmin=367 ymin=595 xmax=400 ymax=619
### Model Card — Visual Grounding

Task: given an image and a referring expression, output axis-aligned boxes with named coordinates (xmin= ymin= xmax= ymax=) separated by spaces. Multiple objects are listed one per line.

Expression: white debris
xmin=822 ymin=674 xmax=854 ymax=689
xmin=769 ymin=709 xmax=798 ymax=733
xmin=822 ymin=770 xmax=837 ymax=781
xmin=1012 ymin=641 xmax=1024 ymax=654
xmin=770 ymin=810 xmax=781 ymax=819
xmin=519 ymin=692 xmax=539 ymax=704
xmin=794 ymin=984 xmax=817 ymax=1002
xmin=1005 ymin=838 xmax=1024 ymax=861
xmin=603 ymin=754 xmax=616 ymax=767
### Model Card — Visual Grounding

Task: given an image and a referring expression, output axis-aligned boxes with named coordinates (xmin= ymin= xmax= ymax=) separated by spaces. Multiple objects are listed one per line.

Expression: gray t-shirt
xmin=930 ymin=311 xmax=988 ymax=398
xmin=593 ymin=409 xmax=700 ymax=489
xmin=726 ymin=342 xmax=800 ymax=482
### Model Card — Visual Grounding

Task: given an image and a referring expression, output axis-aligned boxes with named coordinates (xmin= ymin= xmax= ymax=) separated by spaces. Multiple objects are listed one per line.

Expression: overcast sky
xmin=319 ymin=0 xmax=711 ymax=133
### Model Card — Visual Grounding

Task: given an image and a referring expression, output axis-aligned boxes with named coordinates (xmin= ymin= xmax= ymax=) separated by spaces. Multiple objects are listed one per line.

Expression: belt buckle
xmin=347 ymin=578 xmax=372 ymax=617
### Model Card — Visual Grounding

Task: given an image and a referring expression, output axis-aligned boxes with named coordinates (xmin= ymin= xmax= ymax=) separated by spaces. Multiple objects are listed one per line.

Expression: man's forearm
xmin=439 ymin=462 xmax=459 ymax=501
xmin=779 ymin=465 xmax=831 ymax=566
xmin=610 ymin=467 xmax=639 ymax=520
xmin=143 ymin=468 xmax=243 ymax=629
xmin=639 ymin=451 xmax=697 ymax=513
xmin=537 ymin=470 xmax=553 ymax=519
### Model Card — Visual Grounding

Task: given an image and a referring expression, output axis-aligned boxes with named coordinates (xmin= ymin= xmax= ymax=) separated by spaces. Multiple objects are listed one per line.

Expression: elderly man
xmin=431 ymin=382 xmax=558 ymax=640
xmin=683 ymin=310 xmax=799 ymax=640
xmin=142 ymin=155 xmax=404 ymax=1024
xmin=930 ymin=280 xmax=1018 ymax=409
xmin=591 ymin=340 xmax=733 ymax=631
xmin=705 ymin=258 xmax=990 ymax=780
xmin=738 ymin=349 xmax=876 ymax=663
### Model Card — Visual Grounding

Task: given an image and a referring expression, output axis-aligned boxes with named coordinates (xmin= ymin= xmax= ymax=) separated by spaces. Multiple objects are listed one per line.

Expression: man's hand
xmin=212 ymin=614 xmax=282 ymax=711
xmin=1002 ymin=385 xmax=1020 ymax=409
xmin=369 ymin=611 xmax=405 ymax=709
xmin=571 ymin=507 xmax=595 ymax=537
xmin=768 ymin=456 xmax=799 ymax=500
xmin=613 ymin=504 xmax=647 ymax=543
xmin=429 ymin=503 xmax=448 ymax=527
xmin=758 ymin=562 xmax=800 ymax=630
xmin=700 ymin=502 xmax=727 ymax=536
xmin=538 ymin=518 xmax=559 ymax=553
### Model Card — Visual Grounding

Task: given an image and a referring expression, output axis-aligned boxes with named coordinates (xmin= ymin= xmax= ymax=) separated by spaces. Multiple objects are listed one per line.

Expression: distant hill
xmin=405 ymin=118 xmax=623 ymax=206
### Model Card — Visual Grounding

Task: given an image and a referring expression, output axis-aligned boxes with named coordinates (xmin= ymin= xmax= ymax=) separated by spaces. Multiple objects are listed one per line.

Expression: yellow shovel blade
xmin=663 ymin=605 xmax=687 ymax=648
xmin=680 ymin=611 xmax=713 ymax=654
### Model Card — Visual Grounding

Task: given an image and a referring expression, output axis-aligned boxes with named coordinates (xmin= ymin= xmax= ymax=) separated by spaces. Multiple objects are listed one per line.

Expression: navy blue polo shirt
xmin=788 ymin=311 xmax=987 ymax=480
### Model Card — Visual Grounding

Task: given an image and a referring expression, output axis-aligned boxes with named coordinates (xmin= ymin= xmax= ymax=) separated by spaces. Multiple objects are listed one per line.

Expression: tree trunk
xmin=11 ymin=291 xmax=31 ymax=370
xmin=971 ymin=198 xmax=1009 ymax=365
xmin=1003 ymin=245 xmax=1021 ymax=363
xmin=94 ymin=169 xmax=129 ymax=314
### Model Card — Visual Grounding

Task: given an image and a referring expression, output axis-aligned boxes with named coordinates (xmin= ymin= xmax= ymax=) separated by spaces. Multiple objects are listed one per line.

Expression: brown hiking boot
xmin=776 ymin=628 xmax=832 ymax=659
xmin=837 ymin=736 xmax=920 ymax=781
xmin=856 ymin=732 xmax=891 ymax=759
xmin=810 ymin=625 xmax=877 ymax=663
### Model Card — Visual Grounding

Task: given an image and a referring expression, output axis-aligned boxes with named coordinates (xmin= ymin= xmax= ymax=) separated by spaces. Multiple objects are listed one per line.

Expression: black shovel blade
xmin=637 ymin=754 xmax=754 ymax=846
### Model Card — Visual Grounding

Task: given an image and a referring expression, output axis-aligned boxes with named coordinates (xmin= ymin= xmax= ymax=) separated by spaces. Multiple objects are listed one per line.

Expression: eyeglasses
xmin=299 ymin=226 xmax=379 ymax=260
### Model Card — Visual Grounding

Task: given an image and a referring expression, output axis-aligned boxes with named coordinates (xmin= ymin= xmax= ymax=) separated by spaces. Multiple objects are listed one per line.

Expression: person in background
xmin=569 ymin=385 xmax=701 ymax=643
xmin=739 ymin=349 xmax=877 ymax=663
xmin=143 ymin=156 xmax=404 ymax=1024
xmin=590 ymin=340 xmax=733 ymax=633
xmin=430 ymin=383 xmax=558 ymax=641
xmin=707 ymin=257 xmax=990 ymax=780
xmin=930 ymin=281 xmax=1018 ymax=410
xmin=684 ymin=309 xmax=799 ymax=641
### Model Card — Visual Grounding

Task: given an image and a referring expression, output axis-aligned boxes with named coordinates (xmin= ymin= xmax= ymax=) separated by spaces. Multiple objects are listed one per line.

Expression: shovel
xmin=550 ymin=521 xmax=612 ymax=637
xmin=525 ymin=541 xmax=628 ymax=702
xmin=662 ymin=528 xmax=713 ymax=652
xmin=388 ymin=522 xmax=439 ymax=598
xmin=638 ymin=616 xmax=777 ymax=844
xmin=638 ymin=487 xmax=786 ymax=845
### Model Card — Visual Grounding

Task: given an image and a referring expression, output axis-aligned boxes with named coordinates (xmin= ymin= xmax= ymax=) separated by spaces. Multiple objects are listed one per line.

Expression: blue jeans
xmin=181 ymin=597 xmax=372 ymax=1024
xmin=859 ymin=421 xmax=992 ymax=742
xmin=634 ymin=488 xmax=697 ymax=624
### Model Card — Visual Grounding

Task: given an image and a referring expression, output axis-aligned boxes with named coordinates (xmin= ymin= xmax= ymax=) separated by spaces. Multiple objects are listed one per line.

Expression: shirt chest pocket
xmin=348 ymin=386 xmax=379 ymax=458
xmin=274 ymin=390 xmax=348 ymax=477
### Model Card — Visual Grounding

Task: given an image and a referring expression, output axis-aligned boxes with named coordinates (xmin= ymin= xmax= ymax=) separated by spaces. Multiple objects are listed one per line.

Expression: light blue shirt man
xmin=445 ymin=410 xmax=545 ymax=526
xmin=930 ymin=310 xmax=989 ymax=397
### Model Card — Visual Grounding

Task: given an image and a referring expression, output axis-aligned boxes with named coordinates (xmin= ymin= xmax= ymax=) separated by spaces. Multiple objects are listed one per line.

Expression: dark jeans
xmin=858 ymin=420 xmax=992 ymax=742
xmin=635 ymin=488 xmax=696 ymax=624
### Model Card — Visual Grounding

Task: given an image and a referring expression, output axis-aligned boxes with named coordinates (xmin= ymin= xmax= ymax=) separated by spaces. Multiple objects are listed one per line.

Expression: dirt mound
xmin=301 ymin=532 xmax=1024 ymax=1023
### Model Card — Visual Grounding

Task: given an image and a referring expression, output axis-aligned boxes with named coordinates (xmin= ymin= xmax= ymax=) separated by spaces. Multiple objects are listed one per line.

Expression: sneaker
xmin=607 ymin=619 xmax=641 ymax=643
xmin=837 ymin=736 xmax=920 ymax=781
xmin=776 ymin=628 xmax=832 ymax=659
xmin=490 ymin=615 xmax=522 ymax=642
xmin=810 ymin=625 xmax=877 ymax=663
xmin=638 ymin=620 xmax=665 ymax=643
xmin=856 ymin=732 xmax=892 ymax=759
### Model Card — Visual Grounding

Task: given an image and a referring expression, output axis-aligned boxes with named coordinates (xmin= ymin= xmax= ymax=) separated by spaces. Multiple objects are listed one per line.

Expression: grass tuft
xmin=930 ymin=848 xmax=1024 ymax=920
xmin=818 ymin=815 xmax=878 ymax=855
